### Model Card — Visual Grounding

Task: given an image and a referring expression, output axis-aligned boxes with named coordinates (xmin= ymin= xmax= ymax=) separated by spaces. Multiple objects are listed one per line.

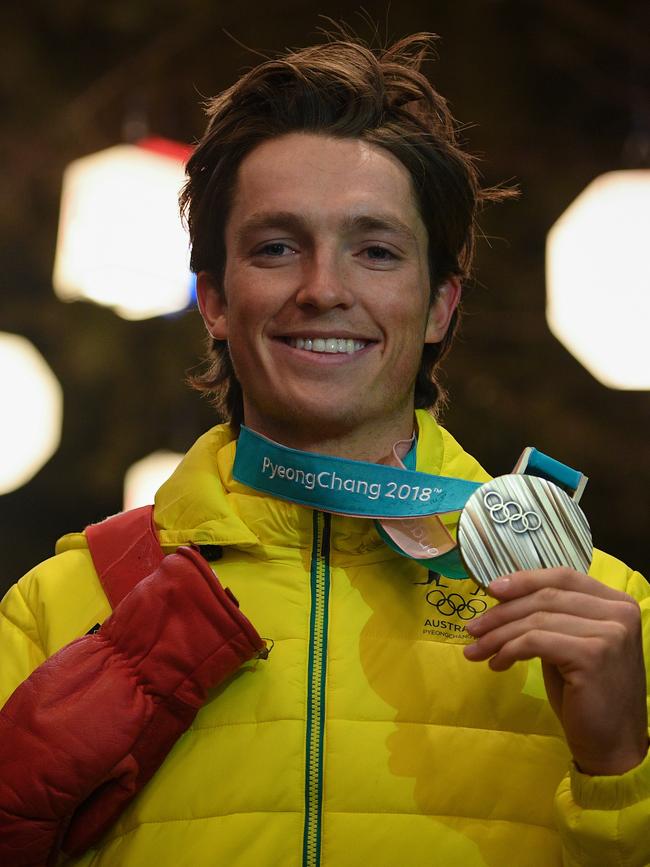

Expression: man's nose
xmin=295 ymin=252 xmax=354 ymax=311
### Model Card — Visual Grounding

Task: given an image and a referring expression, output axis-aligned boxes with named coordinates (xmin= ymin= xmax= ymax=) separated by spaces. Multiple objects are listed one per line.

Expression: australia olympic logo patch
xmin=425 ymin=588 xmax=487 ymax=621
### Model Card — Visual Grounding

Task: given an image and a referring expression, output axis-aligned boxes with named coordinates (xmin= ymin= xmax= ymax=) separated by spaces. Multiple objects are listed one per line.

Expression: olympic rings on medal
xmin=482 ymin=491 xmax=542 ymax=534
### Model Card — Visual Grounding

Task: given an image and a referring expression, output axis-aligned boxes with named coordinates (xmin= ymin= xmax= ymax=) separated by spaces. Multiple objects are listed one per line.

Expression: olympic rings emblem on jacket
xmin=482 ymin=491 xmax=542 ymax=534
xmin=425 ymin=589 xmax=488 ymax=620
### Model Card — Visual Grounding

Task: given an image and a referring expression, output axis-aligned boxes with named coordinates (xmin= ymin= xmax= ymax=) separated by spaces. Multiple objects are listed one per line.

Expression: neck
xmin=240 ymin=413 xmax=417 ymax=464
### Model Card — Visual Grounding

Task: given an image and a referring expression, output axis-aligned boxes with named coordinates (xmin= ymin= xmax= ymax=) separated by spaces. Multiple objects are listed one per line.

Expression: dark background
xmin=1 ymin=0 xmax=649 ymax=593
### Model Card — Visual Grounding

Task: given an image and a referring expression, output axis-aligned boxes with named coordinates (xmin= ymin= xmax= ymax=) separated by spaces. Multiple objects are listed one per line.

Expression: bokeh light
xmin=123 ymin=450 xmax=183 ymax=510
xmin=546 ymin=170 xmax=650 ymax=389
xmin=0 ymin=333 xmax=63 ymax=494
xmin=53 ymin=138 xmax=194 ymax=320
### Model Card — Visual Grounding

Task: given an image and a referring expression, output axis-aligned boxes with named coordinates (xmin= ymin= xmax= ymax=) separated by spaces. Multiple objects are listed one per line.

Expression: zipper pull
xmin=257 ymin=637 xmax=275 ymax=660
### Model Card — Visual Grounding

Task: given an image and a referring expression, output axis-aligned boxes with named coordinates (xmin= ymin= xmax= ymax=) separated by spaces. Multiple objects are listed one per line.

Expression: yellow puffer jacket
xmin=2 ymin=410 xmax=650 ymax=867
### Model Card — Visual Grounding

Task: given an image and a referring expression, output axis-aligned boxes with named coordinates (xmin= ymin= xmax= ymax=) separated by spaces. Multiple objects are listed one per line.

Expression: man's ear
xmin=196 ymin=271 xmax=228 ymax=340
xmin=424 ymin=277 xmax=461 ymax=344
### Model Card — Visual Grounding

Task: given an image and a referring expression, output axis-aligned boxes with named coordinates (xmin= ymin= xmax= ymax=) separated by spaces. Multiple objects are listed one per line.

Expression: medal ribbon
xmin=233 ymin=427 xmax=586 ymax=579
xmin=233 ymin=426 xmax=482 ymax=578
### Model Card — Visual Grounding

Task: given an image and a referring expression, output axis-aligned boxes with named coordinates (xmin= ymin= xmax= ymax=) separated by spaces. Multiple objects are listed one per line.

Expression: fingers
xmin=486 ymin=568 xmax=627 ymax=603
xmin=464 ymin=613 xmax=628 ymax=669
xmin=463 ymin=567 xmax=642 ymax=671
xmin=467 ymin=586 xmax=639 ymax=639
xmin=468 ymin=630 xmax=590 ymax=671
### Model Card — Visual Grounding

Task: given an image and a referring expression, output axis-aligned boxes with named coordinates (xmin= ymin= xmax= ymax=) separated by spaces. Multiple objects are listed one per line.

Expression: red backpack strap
xmin=85 ymin=505 xmax=165 ymax=609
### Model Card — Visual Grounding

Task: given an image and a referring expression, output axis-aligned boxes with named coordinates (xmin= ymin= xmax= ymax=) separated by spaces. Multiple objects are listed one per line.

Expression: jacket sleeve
xmin=0 ymin=580 xmax=46 ymax=708
xmin=0 ymin=546 xmax=265 ymax=867
xmin=554 ymin=568 xmax=650 ymax=867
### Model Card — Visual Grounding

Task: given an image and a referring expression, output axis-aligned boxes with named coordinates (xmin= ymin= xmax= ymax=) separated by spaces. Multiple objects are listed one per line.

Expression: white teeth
xmin=285 ymin=337 xmax=368 ymax=354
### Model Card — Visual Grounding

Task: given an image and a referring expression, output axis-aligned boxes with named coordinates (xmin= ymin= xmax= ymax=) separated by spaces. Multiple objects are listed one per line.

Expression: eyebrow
xmin=235 ymin=210 xmax=417 ymax=245
xmin=343 ymin=214 xmax=417 ymax=244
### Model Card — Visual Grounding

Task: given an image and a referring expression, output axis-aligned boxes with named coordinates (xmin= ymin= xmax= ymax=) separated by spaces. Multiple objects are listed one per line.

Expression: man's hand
xmin=463 ymin=568 xmax=649 ymax=776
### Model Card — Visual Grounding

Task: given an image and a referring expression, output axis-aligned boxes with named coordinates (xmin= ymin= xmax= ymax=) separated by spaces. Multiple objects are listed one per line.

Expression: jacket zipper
xmin=302 ymin=511 xmax=331 ymax=867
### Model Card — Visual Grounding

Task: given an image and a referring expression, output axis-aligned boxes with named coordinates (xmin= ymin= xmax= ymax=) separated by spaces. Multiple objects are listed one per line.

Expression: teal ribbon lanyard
xmin=234 ymin=426 xmax=480 ymax=518
xmin=514 ymin=447 xmax=587 ymax=503
xmin=233 ymin=426 xmax=480 ymax=578
xmin=233 ymin=426 xmax=587 ymax=581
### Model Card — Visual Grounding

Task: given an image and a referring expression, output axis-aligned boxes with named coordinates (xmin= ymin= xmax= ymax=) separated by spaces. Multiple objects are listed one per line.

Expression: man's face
xmin=198 ymin=132 xmax=458 ymax=447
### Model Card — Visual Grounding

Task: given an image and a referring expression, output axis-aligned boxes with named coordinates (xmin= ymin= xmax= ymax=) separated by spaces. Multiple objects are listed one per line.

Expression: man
xmin=1 ymin=33 xmax=649 ymax=867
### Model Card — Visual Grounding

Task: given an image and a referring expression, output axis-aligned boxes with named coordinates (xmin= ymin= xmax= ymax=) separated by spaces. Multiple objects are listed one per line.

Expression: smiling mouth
xmin=282 ymin=337 xmax=370 ymax=354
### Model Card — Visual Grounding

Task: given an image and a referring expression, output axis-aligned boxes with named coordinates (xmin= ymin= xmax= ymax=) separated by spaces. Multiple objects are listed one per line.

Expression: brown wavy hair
xmin=180 ymin=32 xmax=511 ymax=427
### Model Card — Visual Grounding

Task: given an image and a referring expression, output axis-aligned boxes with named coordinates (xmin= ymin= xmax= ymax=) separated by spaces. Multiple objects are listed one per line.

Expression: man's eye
xmin=364 ymin=245 xmax=396 ymax=261
xmin=257 ymin=242 xmax=294 ymax=257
